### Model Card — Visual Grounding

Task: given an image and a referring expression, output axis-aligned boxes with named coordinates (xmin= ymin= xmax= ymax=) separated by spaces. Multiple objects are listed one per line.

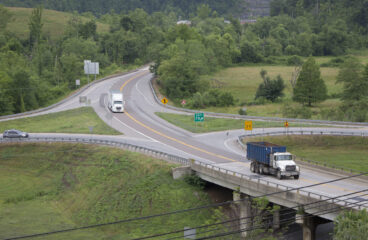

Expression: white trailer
xmin=108 ymin=90 xmax=125 ymax=113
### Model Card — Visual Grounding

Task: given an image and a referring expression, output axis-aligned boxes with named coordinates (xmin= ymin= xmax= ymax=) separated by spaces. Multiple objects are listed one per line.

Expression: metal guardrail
xmin=1 ymin=136 xmax=366 ymax=212
xmin=0 ymin=136 xmax=189 ymax=166
xmin=149 ymin=78 xmax=368 ymax=127
xmin=193 ymin=160 xmax=368 ymax=211
xmin=238 ymin=130 xmax=368 ymax=176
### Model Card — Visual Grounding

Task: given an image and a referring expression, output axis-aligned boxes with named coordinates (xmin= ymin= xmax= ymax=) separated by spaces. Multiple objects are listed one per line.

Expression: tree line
xmin=0 ymin=0 xmax=243 ymax=17
xmin=0 ymin=2 xmax=367 ymax=121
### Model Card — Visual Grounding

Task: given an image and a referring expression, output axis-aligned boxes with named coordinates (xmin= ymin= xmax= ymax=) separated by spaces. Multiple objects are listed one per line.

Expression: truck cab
xmin=270 ymin=152 xmax=300 ymax=179
xmin=108 ymin=90 xmax=125 ymax=113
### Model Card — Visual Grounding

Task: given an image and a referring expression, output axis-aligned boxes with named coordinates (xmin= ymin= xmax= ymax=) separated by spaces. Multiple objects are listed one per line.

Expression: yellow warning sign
xmin=284 ymin=121 xmax=289 ymax=128
xmin=245 ymin=121 xmax=253 ymax=131
xmin=161 ymin=98 xmax=168 ymax=104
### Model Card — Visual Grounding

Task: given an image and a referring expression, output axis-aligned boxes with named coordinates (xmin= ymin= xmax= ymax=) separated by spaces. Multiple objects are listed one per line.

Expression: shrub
xmin=255 ymin=70 xmax=285 ymax=102
xmin=282 ymin=103 xmax=312 ymax=119
xmin=287 ymin=55 xmax=303 ymax=66
xmin=238 ymin=108 xmax=247 ymax=115
xmin=183 ymin=175 xmax=206 ymax=189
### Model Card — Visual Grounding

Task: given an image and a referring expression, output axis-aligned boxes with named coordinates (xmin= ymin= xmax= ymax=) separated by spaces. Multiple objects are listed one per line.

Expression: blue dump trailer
xmin=247 ymin=142 xmax=300 ymax=180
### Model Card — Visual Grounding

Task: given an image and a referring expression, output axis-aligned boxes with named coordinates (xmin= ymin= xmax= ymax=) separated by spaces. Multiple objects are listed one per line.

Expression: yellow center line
xmin=120 ymin=70 xmax=150 ymax=92
xmin=125 ymin=112 xmax=237 ymax=162
xmin=120 ymin=70 xmax=238 ymax=163
xmin=120 ymin=71 xmax=357 ymax=195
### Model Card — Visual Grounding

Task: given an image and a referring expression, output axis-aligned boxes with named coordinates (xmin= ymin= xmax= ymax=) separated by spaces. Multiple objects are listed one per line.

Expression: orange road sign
xmin=245 ymin=121 xmax=253 ymax=131
xmin=161 ymin=98 xmax=168 ymax=104
xmin=285 ymin=121 xmax=289 ymax=128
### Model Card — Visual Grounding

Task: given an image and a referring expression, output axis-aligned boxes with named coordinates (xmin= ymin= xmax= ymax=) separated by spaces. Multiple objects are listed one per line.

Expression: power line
xmin=137 ymin=190 xmax=368 ymax=240
xmin=6 ymin=173 xmax=368 ymax=240
xmin=195 ymin=198 xmax=368 ymax=240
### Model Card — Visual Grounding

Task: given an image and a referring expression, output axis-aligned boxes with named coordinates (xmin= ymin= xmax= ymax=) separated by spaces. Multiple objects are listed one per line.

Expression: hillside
xmin=1 ymin=0 xmax=244 ymax=16
xmin=6 ymin=7 xmax=110 ymax=40
xmin=0 ymin=143 xmax=225 ymax=239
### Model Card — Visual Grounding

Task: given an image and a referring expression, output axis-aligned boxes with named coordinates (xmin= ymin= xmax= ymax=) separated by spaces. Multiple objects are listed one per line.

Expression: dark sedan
xmin=3 ymin=129 xmax=29 ymax=138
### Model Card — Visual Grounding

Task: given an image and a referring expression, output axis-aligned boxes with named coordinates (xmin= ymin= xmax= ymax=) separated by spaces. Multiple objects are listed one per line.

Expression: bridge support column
xmin=296 ymin=214 xmax=316 ymax=240
xmin=233 ymin=192 xmax=253 ymax=239
xmin=273 ymin=205 xmax=281 ymax=230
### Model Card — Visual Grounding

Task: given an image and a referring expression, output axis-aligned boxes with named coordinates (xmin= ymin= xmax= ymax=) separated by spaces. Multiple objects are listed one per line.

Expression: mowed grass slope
xmin=0 ymin=143 xmax=220 ymax=239
xmin=0 ymin=107 xmax=120 ymax=135
xmin=242 ymin=135 xmax=368 ymax=173
xmin=6 ymin=7 xmax=110 ymax=40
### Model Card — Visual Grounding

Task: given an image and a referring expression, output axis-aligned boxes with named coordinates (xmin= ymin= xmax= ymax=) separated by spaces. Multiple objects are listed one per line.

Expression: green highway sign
xmin=194 ymin=113 xmax=204 ymax=122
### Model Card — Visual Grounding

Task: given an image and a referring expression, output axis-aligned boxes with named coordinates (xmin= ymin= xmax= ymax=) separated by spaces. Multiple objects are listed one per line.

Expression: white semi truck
xmin=108 ymin=90 xmax=125 ymax=113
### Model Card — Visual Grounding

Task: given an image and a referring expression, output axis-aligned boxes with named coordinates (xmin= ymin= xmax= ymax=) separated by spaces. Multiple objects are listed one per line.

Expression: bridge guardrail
xmin=192 ymin=160 xmax=368 ymax=212
xmin=0 ymin=136 xmax=190 ymax=166
xmin=238 ymin=130 xmax=368 ymax=177
xmin=1 ymin=136 xmax=366 ymax=213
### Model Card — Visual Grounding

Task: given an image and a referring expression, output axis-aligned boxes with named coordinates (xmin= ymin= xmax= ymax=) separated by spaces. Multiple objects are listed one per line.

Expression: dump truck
xmin=247 ymin=142 xmax=300 ymax=180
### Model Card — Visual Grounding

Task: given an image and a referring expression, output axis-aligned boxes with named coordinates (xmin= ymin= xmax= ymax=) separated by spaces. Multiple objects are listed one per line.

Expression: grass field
xmin=169 ymin=53 xmax=367 ymax=118
xmin=0 ymin=107 xmax=120 ymax=135
xmin=241 ymin=135 xmax=368 ymax=173
xmin=6 ymin=7 xmax=110 ymax=40
xmin=156 ymin=112 xmax=334 ymax=133
xmin=0 ymin=143 xmax=223 ymax=239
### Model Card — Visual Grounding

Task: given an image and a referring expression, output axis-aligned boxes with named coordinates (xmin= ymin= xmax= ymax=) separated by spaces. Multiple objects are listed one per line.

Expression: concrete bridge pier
xmin=272 ymin=205 xmax=281 ymax=230
xmin=296 ymin=214 xmax=330 ymax=240
xmin=296 ymin=214 xmax=322 ymax=240
xmin=232 ymin=192 xmax=253 ymax=239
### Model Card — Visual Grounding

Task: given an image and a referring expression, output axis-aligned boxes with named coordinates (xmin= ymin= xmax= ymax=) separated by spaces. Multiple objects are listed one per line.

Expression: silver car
xmin=3 ymin=129 xmax=29 ymax=138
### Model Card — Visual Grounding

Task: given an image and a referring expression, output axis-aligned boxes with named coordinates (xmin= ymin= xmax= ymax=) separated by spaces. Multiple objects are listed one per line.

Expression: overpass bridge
xmin=174 ymin=159 xmax=368 ymax=240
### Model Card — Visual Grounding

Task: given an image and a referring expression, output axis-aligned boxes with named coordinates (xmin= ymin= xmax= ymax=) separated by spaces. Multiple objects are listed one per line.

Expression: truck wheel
xmin=294 ymin=175 xmax=299 ymax=180
xmin=277 ymin=171 xmax=282 ymax=180
xmin=259 ymin=165 xmax=264 ymax=175
xmin=250 ymin=162 xmax=255 ymax=173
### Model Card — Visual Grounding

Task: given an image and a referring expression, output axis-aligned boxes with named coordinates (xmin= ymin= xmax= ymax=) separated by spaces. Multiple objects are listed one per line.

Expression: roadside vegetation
xmin=0 ymin=107 xmax=120 ymax=135
xmin=242 ymin=135 xmax=368 ymax=173
xmin=0 ymin=143 xmax=226 ymax=239
xmin=155 ymin=112 xmax=337 ymax=133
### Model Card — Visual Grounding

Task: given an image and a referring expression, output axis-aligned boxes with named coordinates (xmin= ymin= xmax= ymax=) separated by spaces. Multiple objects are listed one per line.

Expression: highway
xmin=1 ymin=67 xmax=368 ymax=239
xmin=1 ymin=67 xmax=367 ymax=206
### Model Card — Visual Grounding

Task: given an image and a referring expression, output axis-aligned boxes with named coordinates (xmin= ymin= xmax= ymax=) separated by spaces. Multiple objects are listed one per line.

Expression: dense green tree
xmin=79 ymin=20 xmax=97 ymax=39
xmin=239 ymin=39 xmax=263 ymax=63
xmin=158 ymin=39 xmax=210 ymax=99
xmin=28 ymin=6 xmax=43 ymax=50
xmin=255 ymin=69 xmax=285 ymax=102
xmin=334 ymin=210 xmax=368 ymax=239
xmin=336 ymin=58 xmax=368 ymax=102
xmin=0 ymin=70 xmax=14 ymax=114
xmin=293 ymin=57 xmax=327 ymax=106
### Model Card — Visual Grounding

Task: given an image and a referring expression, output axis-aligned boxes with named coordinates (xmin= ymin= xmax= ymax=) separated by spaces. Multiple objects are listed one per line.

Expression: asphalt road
xmin=2 ymin=67 xmax=367 ymax=207
xmin=1 ymin=67 xmax=368 ymax=239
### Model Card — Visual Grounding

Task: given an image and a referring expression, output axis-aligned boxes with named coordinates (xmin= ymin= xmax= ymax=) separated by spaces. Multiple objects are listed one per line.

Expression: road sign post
xmin=284 ymin=121 xmax=289 ymax=135
xmin=194 ymin=113 xmax=204 ymax=130
xmin=245 ymin=121 xmax=253 ymax=135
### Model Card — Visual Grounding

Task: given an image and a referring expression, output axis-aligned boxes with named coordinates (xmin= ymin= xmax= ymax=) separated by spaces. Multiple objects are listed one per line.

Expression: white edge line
xmin=136 ymin=78 xmax=154 ymax=106
xmin=224 ymin=138 xmax=245 ymax=156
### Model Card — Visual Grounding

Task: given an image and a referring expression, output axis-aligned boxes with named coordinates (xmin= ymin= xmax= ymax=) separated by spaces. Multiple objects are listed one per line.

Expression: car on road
xmin=3 ymin=129 xmax=29 ymax=138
